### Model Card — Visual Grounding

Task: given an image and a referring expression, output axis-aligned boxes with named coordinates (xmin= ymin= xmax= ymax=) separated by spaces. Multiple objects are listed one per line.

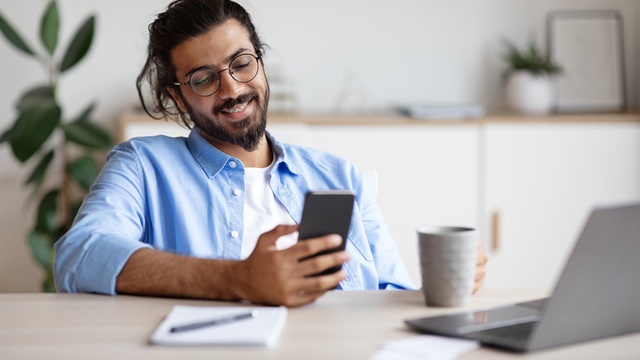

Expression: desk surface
xmin=1 ymin=289 xmax=638 ymax=359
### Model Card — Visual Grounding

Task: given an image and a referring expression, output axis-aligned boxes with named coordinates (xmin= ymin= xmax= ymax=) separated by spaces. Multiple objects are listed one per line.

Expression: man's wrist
xmin=199 ymin=258 xmax=247 ymax=301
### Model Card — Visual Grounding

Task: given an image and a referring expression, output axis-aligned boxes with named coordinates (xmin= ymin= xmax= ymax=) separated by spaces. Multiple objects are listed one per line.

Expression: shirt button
xmin=228 ymin=161 xmax=237 ymax=168
xmin=233 ymin=189 xmax=241 ymax=196
xmin=231 ymin=230 xmax=239 ymax=238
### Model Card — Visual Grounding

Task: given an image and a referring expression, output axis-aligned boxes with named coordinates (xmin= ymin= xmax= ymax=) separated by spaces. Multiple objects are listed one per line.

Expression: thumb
xmin=254 ymin=224 xmax=299 ymax=250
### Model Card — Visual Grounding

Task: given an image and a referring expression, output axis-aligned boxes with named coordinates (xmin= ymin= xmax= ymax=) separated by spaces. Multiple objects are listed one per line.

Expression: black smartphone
xmin=298 ymin=190 xmax=355 ymax=276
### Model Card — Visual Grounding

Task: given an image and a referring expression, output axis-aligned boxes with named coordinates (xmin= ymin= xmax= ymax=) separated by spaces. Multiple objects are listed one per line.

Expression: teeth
xmin=223 ymin=101 xmax=249 ymax=114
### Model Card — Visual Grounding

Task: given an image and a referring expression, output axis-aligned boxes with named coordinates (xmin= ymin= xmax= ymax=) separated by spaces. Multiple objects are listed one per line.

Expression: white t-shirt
xmin=240 ymin=160 xmax=298 ymax=259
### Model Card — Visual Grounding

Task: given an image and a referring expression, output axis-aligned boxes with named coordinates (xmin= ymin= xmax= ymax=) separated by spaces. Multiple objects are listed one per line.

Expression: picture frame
xmin=547 ymin=11 xmax=626 ymax=113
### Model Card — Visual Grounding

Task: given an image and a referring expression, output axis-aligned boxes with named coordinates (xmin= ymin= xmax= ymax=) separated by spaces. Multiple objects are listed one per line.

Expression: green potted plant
xmin=0 ymin=1 xmax=113 ymax=291
xmin=501 ymin=37 xmax=562 ymax=115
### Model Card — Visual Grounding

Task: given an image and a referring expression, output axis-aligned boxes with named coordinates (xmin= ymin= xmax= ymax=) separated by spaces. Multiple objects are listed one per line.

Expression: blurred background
xmin=1 ymin=0 xmax=638 ymax=292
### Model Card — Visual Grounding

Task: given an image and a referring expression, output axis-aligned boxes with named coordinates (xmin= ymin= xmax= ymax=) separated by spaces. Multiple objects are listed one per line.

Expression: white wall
xmin=0 ymin=0 xmax=637 ymax=292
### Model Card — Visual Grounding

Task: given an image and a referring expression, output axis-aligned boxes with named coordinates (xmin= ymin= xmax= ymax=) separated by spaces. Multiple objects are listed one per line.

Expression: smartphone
xmin=298 ymin=190 xmax=355 ymax=276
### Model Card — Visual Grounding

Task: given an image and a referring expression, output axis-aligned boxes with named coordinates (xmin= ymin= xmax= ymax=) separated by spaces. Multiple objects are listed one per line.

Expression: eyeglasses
xmin=173 ymin=53 xmax=261 ymax=97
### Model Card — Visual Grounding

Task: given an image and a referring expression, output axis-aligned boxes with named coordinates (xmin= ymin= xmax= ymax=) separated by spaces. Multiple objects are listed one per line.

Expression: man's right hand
xmin=234 ymin=224 xmax=350 ymax=307
xmin=115 ymin=225 xmax=348 ymax=307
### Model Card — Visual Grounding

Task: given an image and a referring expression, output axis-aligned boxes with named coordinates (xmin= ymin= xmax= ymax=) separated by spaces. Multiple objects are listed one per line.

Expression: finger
xmin=296 ymin=250 xmax=350 ymax=278
xmin=289 ymin=234 xmax=343 ymax=260
xmin=475 ymin=265 xmax=486 ymax=282
xmin=295 ymin=288 xmax=325 ymax=299
xmin=285 ymin=272 xmax=347 ymax=307
xmin=286 ymin=290 xmax=325 ymax=307
xmin=282 ymin=279 xmax=339 ymax=307
xmin=474 ymin=261 xmax=487 ymax=295
xmin=473 ymin=281 xmax=481 ymax=294
xmin=298 ymin=269 xmax=347 ymax=293
xmin=477 ymin=241 xmax=489 ymax=265
xmin=478 ymin=252 xmax=489 ymax=266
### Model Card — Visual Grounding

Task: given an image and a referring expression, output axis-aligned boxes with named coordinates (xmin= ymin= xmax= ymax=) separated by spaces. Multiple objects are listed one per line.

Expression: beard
xmin=182 ymin=84 xmax=270 ymax=152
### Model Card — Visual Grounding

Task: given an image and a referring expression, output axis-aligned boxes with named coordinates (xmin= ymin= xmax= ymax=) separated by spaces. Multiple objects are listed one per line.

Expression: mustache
xmin=214 ymin=93 xmax=258 ymax=114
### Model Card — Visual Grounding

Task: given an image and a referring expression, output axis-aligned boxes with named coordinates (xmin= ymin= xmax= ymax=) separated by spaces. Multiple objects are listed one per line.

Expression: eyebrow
xmin=183 ymin=47 xmax=253 ymax=78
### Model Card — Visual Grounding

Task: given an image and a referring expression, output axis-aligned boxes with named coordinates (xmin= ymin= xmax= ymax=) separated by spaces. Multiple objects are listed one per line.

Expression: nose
xmin=216 ymin=70 xmax=242 ymax=100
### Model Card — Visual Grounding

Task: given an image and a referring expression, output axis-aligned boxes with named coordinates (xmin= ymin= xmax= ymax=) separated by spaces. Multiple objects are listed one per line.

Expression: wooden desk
xmin=1 ymin=290 xmax=638 ymax=359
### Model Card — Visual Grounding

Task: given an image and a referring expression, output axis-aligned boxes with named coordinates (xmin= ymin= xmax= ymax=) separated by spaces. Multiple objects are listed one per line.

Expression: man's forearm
xmin=115 ymin=248 xmax=242 ymax=300
xmin=114 ymin=226 xmax=349 ymax=306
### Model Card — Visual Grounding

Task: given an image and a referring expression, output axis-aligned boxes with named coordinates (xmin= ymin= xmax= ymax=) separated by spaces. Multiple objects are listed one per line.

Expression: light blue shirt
xmin=54 ymin=128 xmax=415 ymax=294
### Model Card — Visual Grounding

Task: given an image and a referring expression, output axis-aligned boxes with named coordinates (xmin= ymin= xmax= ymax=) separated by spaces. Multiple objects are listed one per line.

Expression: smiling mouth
xmin=222 ymin=101 xmax=250 ymax=114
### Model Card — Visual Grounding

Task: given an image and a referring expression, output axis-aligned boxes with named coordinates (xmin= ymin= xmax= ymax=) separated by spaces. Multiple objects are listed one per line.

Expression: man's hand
xmin=473 ymin=240 xmax=488 ymax=294
xmin=235 ymin=224 xmax=350 ymax=307
xmin=115 ymin=224 xmax=348 ymax=307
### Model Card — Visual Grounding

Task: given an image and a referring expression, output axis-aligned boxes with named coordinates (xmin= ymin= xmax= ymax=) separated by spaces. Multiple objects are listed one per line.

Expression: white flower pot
xmin=505 ymin=71 xmax=554 ymax=115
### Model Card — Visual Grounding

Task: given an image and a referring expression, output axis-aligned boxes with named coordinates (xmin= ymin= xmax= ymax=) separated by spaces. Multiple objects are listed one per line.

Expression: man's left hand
xmin=473 ymin=241 xmax=488 ymax=294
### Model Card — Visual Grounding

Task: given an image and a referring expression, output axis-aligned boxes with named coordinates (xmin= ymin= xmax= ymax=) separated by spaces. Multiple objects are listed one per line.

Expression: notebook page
xmin=150 ymin=305 xmax=288 ymax=347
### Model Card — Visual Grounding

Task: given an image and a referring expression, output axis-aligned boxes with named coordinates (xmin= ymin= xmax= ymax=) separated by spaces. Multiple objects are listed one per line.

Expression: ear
xmin=167 ymin=86 xmax=188 ymax=113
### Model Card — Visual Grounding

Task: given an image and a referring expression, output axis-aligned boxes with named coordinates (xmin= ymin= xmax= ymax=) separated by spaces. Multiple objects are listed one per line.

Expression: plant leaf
xmin=60 ymin=15 xmax=95 ymax=72
xmin=27 ymin=231 xmax=53 ymax=271
xmin=0 ymin=126 xmax=13 ymax=144
xmin=0 ymin=8 xmax=36 ymax=56
xmin=16 ymin=85 xmax=56 ymax=111
xmin=40 ymin=0 xmax=59 ymax=55
xmin=72 ymin=102 xmax=96 ymax=123
xmin=25 ymin=149 xmax=55 ymax=189
xmin=501 ymin=37 xmax=562 ymax=76
xmin=9 ymin=104 xmax=61 ymax=162
xmin=2 ymin=87 xmax=56 ymax=149
xmin=64 ymin=121 xmax=112 ymax=149
xmin=51 ymin=224 xmax=67 ymax=245
xmin=35 ymin=189 xmax=59 ymax=234
xmin=43 ymin=277 xmax=56 ymax=293
xmin=69 ymin=201 xmax=83 ymax=227
xmin=68 ymin=155 xmax=99 ymax=190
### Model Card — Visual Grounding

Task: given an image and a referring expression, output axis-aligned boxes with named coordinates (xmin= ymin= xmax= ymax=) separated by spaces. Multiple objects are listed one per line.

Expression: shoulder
xmin=270 ymin=135 xmax=363 ymax=190
xmin=115 ymin=135 xmax=187 ymax=151
xmin=110 ymin=135 xmax=189 ymax=161
xmin=277 ymin=140 xmax=355 ymax=172
xmin=282 ymin=142 xmax=361 ymax=183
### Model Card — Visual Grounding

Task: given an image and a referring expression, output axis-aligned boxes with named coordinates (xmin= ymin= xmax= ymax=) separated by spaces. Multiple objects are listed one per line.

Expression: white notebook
xmin=150 ymin=305 xmax=288 ymax=347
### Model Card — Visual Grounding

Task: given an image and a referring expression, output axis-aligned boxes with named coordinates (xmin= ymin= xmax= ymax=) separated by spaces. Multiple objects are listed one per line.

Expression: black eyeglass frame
xmin=172 ymin=53 xmax=262 ymax=97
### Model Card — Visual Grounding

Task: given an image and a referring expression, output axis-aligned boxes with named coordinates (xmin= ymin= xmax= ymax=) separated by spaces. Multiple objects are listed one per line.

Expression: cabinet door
xmin=482 ymin=122 xmax=640 ymax=289
xmin=269 ymin=123 xmax=480 ymax=286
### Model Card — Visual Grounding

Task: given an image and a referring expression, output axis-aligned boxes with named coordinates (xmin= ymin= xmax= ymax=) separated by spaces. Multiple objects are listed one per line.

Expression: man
xmin=54 ymin=0 xmax=487 ymax=307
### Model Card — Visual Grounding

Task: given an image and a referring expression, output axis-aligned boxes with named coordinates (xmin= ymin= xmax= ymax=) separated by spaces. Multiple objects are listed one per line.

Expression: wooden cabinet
xmin=120 ymin=112 xmax=640 ymax=289
xmin=481 ymin=119 xmax=640 ymax=289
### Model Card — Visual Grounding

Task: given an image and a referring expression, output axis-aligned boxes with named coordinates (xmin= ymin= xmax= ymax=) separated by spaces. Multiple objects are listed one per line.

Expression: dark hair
xmin=136 ymin=0 xmax=265 ymax=127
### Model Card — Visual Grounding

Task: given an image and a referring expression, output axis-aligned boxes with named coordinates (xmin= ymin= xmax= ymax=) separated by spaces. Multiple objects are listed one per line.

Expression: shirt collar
xmin=186 ymin=127 xmax=302 ymax=178
xmin=266 ymin=131 xmax=302 ymax=176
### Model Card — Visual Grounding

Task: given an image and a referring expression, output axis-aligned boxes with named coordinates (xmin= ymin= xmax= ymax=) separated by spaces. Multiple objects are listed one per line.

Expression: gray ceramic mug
xmin=417 ymin=226 xmax=478 ymax=307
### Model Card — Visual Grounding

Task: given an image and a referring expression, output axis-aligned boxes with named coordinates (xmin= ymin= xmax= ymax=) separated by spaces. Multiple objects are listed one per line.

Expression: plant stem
xmin=50 ymin=75 xmax=69 ymax=230
xmin=59 ymin=141 xmax=71 ymax=231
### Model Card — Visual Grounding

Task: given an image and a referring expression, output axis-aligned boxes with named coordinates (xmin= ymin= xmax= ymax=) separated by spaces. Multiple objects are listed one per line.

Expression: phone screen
xmin=298 ymin=190 xmax=355 ymax=276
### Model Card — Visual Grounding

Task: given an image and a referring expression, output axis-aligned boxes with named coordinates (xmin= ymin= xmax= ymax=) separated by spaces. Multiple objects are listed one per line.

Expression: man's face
xmin=169 ymin=19 xmax=269 ymax=152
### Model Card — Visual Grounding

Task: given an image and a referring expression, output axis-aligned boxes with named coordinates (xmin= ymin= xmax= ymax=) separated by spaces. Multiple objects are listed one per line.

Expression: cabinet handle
xmin=491 ymin=211 xmax=501 ymax=252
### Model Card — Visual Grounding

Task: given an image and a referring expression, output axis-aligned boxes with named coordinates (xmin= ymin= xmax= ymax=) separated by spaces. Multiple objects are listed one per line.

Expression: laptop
xmin=405 ymin=201 xmax=640 ymax=352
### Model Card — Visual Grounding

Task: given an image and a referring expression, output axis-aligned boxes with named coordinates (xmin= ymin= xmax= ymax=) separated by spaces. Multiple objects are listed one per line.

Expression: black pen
xmin=170 ymin=310 xmax=258 ymax=333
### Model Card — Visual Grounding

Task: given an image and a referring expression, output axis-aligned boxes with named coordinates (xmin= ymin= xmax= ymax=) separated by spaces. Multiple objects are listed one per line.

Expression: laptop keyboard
xmin=471 ymin=322 xmax=536 ymax=349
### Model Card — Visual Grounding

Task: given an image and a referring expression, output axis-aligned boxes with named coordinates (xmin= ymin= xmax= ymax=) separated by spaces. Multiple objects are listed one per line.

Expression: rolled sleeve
xmin=54 ymin=234 xmax=150 ymax=294
xmin=54 ymin=144 xmax=148 ymax=294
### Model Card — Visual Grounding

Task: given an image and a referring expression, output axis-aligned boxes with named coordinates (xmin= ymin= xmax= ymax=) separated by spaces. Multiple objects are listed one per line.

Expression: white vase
xmin=505 ymin=71 xmax=554 ymax=115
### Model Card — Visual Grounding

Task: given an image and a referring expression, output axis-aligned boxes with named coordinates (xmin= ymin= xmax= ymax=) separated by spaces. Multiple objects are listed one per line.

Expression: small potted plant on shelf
xmin=501 ymin=37 xmax=562 ymax=115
